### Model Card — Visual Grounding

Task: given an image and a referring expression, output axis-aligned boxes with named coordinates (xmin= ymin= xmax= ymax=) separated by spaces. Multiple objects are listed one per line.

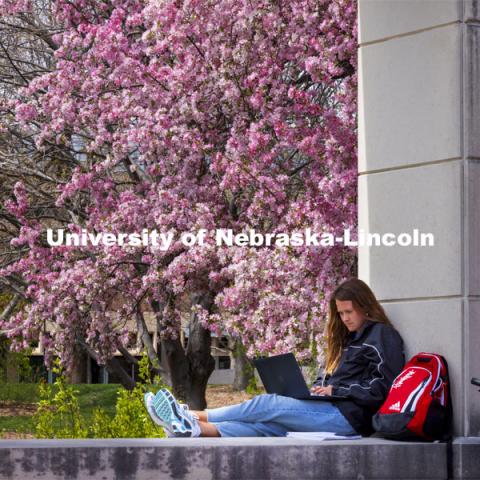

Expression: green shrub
xmin=90 ymin=385 xmax=163 ymax=438
xmin=245 ymin=373 xmax=263 ymax=395
xmin=34 ymin=374 xmax=88 ymax=439
xmin=34 ymin=355 xmax=166 ymax=439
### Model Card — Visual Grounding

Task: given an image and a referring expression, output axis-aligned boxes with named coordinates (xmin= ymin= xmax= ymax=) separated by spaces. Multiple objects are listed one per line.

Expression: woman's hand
xmin=310 ymin=385 xmax=333 ymax=396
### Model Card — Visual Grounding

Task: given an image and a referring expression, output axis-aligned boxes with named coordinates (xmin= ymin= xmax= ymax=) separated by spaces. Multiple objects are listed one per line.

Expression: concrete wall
xmin=0 ymin=438 xmax=448 ymax=480
xmin=208 ymin=369 xmax=234 ymax=385
xmin=358 ymin=0 xmax=480 ymax=435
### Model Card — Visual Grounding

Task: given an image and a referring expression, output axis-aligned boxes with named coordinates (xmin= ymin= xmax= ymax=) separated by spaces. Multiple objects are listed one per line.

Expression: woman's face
xmin=335 ymin=300 xmax=367 ymax=332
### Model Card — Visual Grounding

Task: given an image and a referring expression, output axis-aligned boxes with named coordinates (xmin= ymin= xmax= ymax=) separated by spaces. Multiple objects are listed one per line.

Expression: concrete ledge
xmin=0 ymin=438 xmax=447 ymax=480
xmin=453 ymin=437 xmax=480 ymax=479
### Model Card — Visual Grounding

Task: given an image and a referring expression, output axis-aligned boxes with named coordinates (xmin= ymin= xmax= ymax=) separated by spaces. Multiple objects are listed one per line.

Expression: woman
xmin=144 ymin=278 xmax=405 ymax=437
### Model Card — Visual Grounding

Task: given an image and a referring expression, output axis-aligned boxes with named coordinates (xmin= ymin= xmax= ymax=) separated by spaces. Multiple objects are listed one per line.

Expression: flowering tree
xmin=0 ymin=0 xmax=357 ymax=407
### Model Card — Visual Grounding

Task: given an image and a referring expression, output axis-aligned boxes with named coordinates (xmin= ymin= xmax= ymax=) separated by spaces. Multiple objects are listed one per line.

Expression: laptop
xmin=253 ymin=353 xmax=348 ymax=401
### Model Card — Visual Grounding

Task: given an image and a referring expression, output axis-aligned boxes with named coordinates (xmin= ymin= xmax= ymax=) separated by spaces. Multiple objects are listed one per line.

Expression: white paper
xmin=286 ymin=432 xmax=362 ymax=440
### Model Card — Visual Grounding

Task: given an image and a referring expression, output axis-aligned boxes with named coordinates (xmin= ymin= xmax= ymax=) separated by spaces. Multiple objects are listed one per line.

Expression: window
xmin=218 ymin=356 xmax=231 ymax=370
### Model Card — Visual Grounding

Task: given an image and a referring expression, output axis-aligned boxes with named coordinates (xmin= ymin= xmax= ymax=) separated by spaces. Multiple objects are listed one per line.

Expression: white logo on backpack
xmin=389 ymin=401 xmax=401 ymax=412
xmin=392 ymin=370 xmax=415 ymax=389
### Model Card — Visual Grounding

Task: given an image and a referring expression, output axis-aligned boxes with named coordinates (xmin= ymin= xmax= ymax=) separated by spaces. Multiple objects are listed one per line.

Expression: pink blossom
xmin=2 ymin=0 xmax=357 ymax=369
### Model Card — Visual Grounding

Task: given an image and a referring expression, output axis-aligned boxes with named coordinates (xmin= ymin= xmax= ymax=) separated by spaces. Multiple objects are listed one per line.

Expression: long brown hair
xmin=325 ymin=278 xmax=392 ymax=374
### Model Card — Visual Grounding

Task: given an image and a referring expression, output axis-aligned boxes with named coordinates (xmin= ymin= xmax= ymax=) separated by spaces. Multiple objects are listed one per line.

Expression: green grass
xmin=0 ymin=383 xmax=40 ymax=403
xmin=0 ymin=383 xmax=121 ymax=435
xmin=74 ymin=384 xmax=120 ymax=419
xmin=0 ymin=416 xmax=35 ymax=434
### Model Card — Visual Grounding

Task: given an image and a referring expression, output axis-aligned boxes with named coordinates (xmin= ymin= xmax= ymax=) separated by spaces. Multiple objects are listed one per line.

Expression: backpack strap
xmin=440 ymin=355 xmax=453 ymax=442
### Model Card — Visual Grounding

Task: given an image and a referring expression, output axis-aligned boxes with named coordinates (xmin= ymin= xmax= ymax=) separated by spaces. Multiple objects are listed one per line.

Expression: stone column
xmin=358 ymin=0 xmax=480 ymax=435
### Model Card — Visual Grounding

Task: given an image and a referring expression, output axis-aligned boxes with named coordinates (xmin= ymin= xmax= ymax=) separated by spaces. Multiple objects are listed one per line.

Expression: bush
xmin=34 ymin=374 xmax=88 ymax=438
xmin=34 ymin=356 xmax=166 ymax=439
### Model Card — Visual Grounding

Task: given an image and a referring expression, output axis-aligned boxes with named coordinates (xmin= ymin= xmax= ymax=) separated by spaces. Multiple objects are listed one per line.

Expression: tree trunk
xmin=161 ymin=336 xmax=189 ymax=400
xmin=0 ymin=293 xmax=21 ymax=322
xmin=0 ymin=336 xmax=9 ymax=382
xmin=184 ymin=292 xmax=215 ymax=409
xmin=6 ymin=360 xmax=18 ymax=383
xmin=66 ymin=343 xmax=87 ymax=383
xmin=152 ymin=294 xmax=215 ymax=409
xmin=232 ymin=339 xmax=253 ymax=391
xmin=136 ymin=310 xmax=167 ymax=380
xmin=104 ymin=356 xmax=136 ymax=390
xmin=76 ymin=337 xmax=136 ymax=390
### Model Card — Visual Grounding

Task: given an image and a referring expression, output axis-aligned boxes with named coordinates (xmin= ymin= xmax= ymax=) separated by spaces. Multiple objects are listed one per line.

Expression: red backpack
xmin=372 ymin=352 xmax=452 ymax=440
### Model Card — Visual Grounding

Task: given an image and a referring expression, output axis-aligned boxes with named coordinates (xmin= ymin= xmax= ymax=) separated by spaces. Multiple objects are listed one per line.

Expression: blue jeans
xmin=205 ymin=393 xmax=357 ymax=437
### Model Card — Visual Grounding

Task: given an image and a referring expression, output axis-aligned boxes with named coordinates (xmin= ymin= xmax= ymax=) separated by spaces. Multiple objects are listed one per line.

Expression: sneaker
xmin=179 ymin=403 xmax=199 ymax=420
xmin=151 ymin=388 xmax=201 ymax=437
xmin=144 ymin=392 xmax=175 ymax=437
xmin=144 ymin=392 xmax=199 ymax=437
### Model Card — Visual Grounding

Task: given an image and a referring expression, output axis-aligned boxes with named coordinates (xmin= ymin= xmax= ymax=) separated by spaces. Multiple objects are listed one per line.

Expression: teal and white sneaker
xmin=150 ymin=389 xmax=201 ymax=437
xmin=144 ymin=392 xmax=175 ymax=437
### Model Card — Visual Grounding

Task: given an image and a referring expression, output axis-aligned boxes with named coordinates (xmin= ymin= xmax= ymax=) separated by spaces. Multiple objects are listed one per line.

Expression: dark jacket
xmin=313 ymin=320 xmax=404 ymax=435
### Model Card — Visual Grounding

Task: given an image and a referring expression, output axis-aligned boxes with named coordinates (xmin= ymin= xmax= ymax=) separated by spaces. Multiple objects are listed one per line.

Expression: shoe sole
xmin=144 ymin=393 xmax=168 ymax=428
xmin=152 ymin=389 xmax=193 ymax=437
